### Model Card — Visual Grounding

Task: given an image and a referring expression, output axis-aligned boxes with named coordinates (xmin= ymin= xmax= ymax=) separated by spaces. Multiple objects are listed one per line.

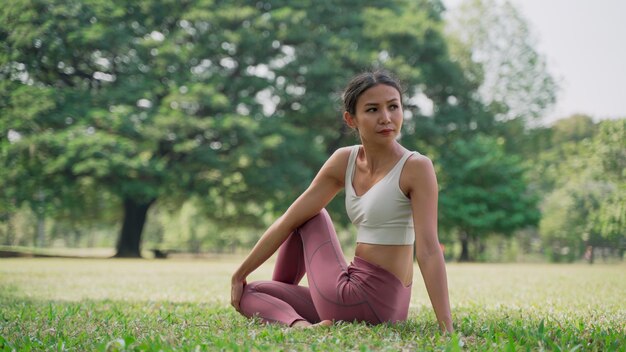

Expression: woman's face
xmin=344 ymin=84 xmax=403 ymax=143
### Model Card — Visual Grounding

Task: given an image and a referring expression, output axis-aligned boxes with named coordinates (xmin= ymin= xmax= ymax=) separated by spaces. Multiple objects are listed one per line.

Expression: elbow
xmin=270 ymin=215 xmax=292 ymax=234
xmin=415 ymin=244 xmax=444 ymax=265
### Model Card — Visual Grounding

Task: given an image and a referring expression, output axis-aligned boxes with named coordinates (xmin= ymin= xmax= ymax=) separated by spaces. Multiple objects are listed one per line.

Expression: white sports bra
xmin=344 ymin=145 xmax=416 ymax=245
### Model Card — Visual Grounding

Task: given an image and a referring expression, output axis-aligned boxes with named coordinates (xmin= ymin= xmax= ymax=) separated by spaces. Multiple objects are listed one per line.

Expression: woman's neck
xmin=359 ymin=141 xmax=405 ymax=174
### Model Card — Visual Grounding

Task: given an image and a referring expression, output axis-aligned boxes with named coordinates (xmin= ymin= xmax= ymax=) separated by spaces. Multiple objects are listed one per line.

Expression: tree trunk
xmin=115 ymin=198 xmax=155 ymax=258
xmin=584 ymin=245 xmax=594 ymax=264
xmin=459 ymin=230 xmax=471 ymax=262
xmin=72 ymin=227 xmax=82 ymax=247
xmin=474 ymin=236 xmax=485 ymax=261
xmin=4 ymin=213 xmax=14 ymax=246
xmin=36 ymin=190 xmax=46 ymax=247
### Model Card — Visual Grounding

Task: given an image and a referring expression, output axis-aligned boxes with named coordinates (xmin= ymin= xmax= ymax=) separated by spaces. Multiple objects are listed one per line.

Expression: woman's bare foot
xmin=291 ymin=319 xmax=333 ymax=328
xmin=314 ymin=320 xmax=333 ymax=327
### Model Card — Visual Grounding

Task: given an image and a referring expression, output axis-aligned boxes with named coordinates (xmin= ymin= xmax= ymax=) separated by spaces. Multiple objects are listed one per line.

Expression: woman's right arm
xmin=230 ymin=147 xmax=350 ymax=312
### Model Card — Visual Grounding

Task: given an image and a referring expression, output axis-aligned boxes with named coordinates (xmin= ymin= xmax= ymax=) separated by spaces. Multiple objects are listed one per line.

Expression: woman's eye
xmin=366 ymin=107 xmax=377 ymax=112
xmin=389 ymin=104 xmax=399 ymax=110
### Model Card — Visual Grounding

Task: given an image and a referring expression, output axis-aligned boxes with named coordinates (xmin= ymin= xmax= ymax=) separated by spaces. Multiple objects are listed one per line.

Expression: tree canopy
xmin=2 ymin=0 xmax=490 ymax=257
xmin=438 ymin=134 xmax=540 ymax=261
xmin=1 ymin=0 xmax=574 ymax=261
xmin=446 ymin=0 xmax=557 ymax=123
xmin=537 ymin=118 xmax=625 ymax=262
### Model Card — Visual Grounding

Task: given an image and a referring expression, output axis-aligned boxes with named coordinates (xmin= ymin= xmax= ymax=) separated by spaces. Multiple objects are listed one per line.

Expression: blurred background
xmin=1 ymin=0 xmax=624 ymax=263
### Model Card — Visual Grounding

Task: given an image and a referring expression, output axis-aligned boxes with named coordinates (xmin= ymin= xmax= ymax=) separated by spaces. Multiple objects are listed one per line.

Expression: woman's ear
xmin=343 ymin=111 xmax=357 ymax=129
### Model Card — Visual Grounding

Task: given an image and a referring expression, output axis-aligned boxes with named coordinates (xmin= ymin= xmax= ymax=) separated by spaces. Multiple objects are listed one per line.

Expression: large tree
xmin=445 ymin=0 xmax=559 ymax=170
xmin=1 ymin=0 xmax=301 ymax=256
xmin=538 ymin=118 xmax=625 ymax=262
xmin=446 ymin=0 xmax=557 ymax=124
xmin=2 ymin=0 xmax=478 ymax=257
xmin=438 ymin=135 xmax=540 ymax=261
xmin=433 ymin=0 xmax=558 ymax=260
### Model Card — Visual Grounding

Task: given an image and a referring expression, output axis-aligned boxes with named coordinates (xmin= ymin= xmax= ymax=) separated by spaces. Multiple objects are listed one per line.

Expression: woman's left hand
xmin=230 ymin=277 xmax=246 ymax=313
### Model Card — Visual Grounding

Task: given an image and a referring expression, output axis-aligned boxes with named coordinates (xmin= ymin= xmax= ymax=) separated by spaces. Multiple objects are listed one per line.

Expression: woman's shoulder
xmin=405 ymin=149 xmax=428 ymax=160
xmin=398 ymin=151 xmax=437 ymax=197
xmin=328 ymin=145 xmax=359 ymax=162
xmin=405 ymin=151 xmax=434 ymax=173
xmin=318 ymin=146 xmax=358 ymax=184
xmin=402 ymin=151 xmax=437 ymax=187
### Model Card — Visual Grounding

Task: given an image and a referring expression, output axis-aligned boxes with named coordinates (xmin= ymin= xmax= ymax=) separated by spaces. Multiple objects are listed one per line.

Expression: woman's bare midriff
xmin=354 ymin=243 xmax=414 ymax=287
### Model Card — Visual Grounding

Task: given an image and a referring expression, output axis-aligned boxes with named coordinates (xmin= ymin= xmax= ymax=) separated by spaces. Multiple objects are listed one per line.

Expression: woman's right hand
xmin=230 ymin=276 xmax=246 ymax=313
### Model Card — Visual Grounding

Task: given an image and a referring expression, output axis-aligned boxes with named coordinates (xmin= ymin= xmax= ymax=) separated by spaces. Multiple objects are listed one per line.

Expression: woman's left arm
xmin=405 ymin=155 xmax=453 ymax=333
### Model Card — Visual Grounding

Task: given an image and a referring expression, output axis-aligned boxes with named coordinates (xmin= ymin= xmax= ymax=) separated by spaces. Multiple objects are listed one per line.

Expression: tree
xmin=540 ymin=181 xmax=613 ymax=262
xmin=446 ymin=0 xmax=558 ymax=124
xmin=2 ymin=0 xmax=479 ymax=257
xmin=438 ymin=135 xmax=540 ymax=261
xmin=1 ymin=0 xmax=302 ymax=256
xmin=439 ymin=0 xmax=560 ymax=261
xmin=534 ymin=118 xmax=625 ymax=262
xmin=445 ymin=0 xmax=559 ymax=179
xmin=550 ymin=114 xmax=596 ymax=146
xmin=588 ymin=119 xmax=625 ymax=260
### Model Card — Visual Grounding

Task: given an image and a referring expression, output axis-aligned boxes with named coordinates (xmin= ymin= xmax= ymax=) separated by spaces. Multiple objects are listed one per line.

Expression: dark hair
xmin=341 ymin=70 xmax=404 ymax=116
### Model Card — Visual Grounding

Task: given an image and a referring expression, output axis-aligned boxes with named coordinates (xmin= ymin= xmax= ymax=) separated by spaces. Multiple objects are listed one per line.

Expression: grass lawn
xmin=1 ymin=257 xmax=624 ymax=351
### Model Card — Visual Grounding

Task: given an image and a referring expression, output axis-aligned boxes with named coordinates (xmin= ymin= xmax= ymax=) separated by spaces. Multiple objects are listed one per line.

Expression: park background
xmin=1 ymin=0 xmax=623 ymax=262
xmin=1 ymin=0 xmax=625 ymax=350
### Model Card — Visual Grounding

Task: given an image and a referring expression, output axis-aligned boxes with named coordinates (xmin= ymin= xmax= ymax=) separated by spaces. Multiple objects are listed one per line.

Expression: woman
xmin=230 ymin=70 xmax=453 ymax=332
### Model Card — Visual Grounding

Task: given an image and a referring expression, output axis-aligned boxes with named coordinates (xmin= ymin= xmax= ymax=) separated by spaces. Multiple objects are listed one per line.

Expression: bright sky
xmin=444 ymin=0 xmax=626 ymax=124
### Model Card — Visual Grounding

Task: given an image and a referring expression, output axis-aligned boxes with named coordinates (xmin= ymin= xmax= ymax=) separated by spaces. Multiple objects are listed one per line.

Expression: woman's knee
xmin=239 ymin=281 xmax=263 ymax=317
xmin=313 ymin=208 xmax=330 ymax=222
xmin=241 ymin=281 xmax=264 ymax=296
xmin=301 ymin=209 xmax=333 ymax=232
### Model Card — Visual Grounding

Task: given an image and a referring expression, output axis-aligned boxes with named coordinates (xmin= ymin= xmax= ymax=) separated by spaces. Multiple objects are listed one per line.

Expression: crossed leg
xmin=239 ymin=209 xmax=350 ymax=326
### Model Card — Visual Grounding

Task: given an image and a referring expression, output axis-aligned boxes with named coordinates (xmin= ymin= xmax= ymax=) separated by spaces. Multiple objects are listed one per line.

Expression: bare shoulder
xmin=405 ymin=153 xmax=435 ymax=175
xmin=401 ymin=153 xmax=437 ymax=194
xmin=324 ymin=146 xmax=353 ymax=170
xmin=317 ymin=146 xmax=354 ymax=186
xmin=330 ymin=146 xmax=354 ymax=160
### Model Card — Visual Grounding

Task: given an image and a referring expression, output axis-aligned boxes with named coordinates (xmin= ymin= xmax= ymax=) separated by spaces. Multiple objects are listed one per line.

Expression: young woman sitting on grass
xmin=230 ymin=70 xmax=453 ymax=332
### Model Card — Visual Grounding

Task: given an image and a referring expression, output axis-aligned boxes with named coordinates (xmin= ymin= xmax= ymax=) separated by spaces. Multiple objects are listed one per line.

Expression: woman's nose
xmin=379 ymin=109 xmax=392 ymax=123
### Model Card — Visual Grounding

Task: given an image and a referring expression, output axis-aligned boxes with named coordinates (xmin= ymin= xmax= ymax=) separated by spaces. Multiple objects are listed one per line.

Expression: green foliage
xmin=540 ymin=181 xmax=613 ymax=262
xmin=585 ymin=119 xmax=625 ymax=248
xmin=535 ymin=118 xmax=625 ymax=262
xmin=143 ymin=199 xmax=261 ymax=253
xmin=439 ymin=134 xmax=539 ymax=260
xmin=550 ymin=114 xmax=597 ymax=146
xmin=1 ymin=0 xmax=484 ymax=256
xmin=446 ymin=0 xmax=557 ymax=123
xmin=1 ymin=0 xmax=573 ymax=263
xmin=593 ymin=118 xmax=626 ymax=182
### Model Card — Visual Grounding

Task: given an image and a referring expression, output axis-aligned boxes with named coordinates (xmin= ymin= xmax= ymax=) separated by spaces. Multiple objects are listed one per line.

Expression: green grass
xmin=1 ymin=258 xmax=624 ymax=351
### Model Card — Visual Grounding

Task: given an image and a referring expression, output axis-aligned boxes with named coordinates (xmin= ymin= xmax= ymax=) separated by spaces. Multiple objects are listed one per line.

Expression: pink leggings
xmin=239 ymin=209 xmax=412 ymax=326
